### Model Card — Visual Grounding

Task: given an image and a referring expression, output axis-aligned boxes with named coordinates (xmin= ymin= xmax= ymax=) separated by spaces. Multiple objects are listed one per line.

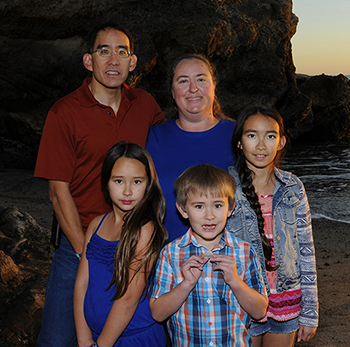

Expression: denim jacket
xmin=226 ymin=166 xmax=318 ymax=327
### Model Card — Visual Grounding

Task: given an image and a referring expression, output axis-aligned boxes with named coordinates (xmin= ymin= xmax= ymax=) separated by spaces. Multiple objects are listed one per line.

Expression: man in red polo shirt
xmin=35 ymin=22 xmax=164 ymax=347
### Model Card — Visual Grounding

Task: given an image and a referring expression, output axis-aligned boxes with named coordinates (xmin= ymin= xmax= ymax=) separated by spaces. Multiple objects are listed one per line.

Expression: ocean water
xmin=282 ymin=142 xmax=350 ymax=224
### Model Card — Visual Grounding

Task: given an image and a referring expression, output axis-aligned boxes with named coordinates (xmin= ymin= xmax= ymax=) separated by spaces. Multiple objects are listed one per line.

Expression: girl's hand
xmin=181 ymin=255 xmax=207 ymax=286
xmin=211 ymin=254 xmax=239 ymax=286
xmin=297 ymin=325 xmax=317 ymax=342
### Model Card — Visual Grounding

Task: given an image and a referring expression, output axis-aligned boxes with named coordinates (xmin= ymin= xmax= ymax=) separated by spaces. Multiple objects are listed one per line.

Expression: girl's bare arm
xmin=74 ymin=216 xmax=101 ymax=347
xmin=95 ymin=222 xmax=156 ymax=347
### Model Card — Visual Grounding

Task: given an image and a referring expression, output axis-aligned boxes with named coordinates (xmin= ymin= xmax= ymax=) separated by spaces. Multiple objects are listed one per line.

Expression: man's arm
xmin=49 ymin=180 xmax=84 ymax=255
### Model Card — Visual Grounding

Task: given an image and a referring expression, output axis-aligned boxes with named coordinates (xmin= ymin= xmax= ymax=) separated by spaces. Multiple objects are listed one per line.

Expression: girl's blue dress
xmin=84 ymin=214 xmax=166 ymax=346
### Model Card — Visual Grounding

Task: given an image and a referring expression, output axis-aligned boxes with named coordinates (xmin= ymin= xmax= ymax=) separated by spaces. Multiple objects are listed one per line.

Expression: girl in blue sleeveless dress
xmin=74 ymin=142 xmax=168 ymax=347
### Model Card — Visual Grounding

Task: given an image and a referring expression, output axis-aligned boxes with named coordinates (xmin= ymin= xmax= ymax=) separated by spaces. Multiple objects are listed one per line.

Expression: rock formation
xmin=296 ymin=74 xmax=350 ymax=142
xmin=0 ymin=0 xmax=324 ymax=170
xmin=1 ymin=0 xmax=349 ymax=170
xmin=0 ymin=207 xmax=53 ymax=347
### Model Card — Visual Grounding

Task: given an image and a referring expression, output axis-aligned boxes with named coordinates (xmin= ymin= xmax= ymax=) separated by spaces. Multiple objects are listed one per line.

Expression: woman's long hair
xmin=167 ymin=53 xmax=226 ymax=119
xmin=231 ymin=105 xmax=287 ymax=271
xmin=101 ymin=142 xmax=168 ymax=299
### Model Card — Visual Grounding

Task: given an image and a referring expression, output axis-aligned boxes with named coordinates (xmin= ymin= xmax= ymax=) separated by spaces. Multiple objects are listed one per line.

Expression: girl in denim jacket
xmin=226 ymin=105 xmax=318 ymax=347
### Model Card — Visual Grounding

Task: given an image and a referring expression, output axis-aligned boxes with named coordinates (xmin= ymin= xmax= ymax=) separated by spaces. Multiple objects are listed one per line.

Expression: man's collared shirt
xmin=34 ymin=78 xmax=164 ymax=230
xmin=152 ymin=229 xmax=267 ymax=347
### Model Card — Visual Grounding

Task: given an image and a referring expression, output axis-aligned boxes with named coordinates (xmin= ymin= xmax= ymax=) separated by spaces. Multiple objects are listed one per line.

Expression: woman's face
xmin=172 ymin=58 xmax=216 ymax=122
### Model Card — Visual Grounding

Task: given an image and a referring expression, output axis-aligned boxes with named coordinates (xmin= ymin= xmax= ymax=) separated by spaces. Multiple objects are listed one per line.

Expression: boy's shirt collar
xmin=178 ymin=228 xmax=234 ymax=252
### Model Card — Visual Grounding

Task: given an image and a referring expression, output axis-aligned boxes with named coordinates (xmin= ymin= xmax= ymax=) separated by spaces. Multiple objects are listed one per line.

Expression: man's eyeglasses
xmin=92 ymin=47 xmax=132 ymax=58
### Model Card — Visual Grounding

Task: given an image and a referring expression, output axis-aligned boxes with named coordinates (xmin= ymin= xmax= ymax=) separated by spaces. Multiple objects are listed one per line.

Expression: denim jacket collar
xmin=229 ymin=166 xmax=297 ymax=191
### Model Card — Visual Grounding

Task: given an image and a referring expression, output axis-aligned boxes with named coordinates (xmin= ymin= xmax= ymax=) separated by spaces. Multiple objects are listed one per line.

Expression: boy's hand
xmin=211 ymin=254 xmax=239 ymax=286
xmin=211 ymin=254 xmax=269 ymax=320
xmin=181 ymin=255 xmax=208 ymax=287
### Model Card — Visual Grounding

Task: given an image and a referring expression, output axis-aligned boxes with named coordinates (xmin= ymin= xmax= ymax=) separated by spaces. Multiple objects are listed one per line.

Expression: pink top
xmin=259 ymin=194 xmax=301 ymax=322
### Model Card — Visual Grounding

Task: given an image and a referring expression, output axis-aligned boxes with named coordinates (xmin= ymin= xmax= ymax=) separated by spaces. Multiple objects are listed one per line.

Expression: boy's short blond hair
xmin=174 ymin=164 xmax=236 ymax=210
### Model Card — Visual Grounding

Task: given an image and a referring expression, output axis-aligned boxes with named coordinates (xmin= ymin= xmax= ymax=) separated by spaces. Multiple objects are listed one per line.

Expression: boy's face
xmin=176 ymin=190 xmax=234 ymax=250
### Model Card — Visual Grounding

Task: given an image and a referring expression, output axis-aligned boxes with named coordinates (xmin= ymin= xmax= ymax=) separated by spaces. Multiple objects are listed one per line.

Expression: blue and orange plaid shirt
xmin=151 ymin=228 xmax=267 ymax=347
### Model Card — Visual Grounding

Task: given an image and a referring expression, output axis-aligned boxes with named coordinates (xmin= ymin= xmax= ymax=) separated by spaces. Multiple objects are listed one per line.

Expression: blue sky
xmin=291 ymin=0 xmax=350 ymax=75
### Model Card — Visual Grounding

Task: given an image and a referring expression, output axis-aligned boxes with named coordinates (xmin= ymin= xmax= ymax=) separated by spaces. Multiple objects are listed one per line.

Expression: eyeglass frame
xmin=92 ymin=46 xmax=133 ymax=59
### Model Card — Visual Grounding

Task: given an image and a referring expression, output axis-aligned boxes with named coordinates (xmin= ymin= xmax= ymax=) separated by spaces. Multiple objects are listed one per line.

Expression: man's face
xmin=83 ymin=28 xmax=137 ymax=91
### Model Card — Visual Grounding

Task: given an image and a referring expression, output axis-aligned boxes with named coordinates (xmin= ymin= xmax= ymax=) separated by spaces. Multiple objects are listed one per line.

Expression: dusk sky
xmin=291 ymin=0 xmax=350 ymax=76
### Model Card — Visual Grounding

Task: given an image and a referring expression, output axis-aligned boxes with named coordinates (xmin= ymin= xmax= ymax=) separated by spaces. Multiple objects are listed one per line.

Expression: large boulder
xmin=0 ymin=0 xmax=314 ymax=169
xmin=0 ymin=207 xmax=53 ymax=347
xmin=297 ymin=74 xmax=350 ymax=142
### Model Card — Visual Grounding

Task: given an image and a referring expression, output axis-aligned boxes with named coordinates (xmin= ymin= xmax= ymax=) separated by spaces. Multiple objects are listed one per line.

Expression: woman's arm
xmin=74 ymin=217 xmax=101 ymax=347
xmin=95 ymin=222 xmax=156 ymax=347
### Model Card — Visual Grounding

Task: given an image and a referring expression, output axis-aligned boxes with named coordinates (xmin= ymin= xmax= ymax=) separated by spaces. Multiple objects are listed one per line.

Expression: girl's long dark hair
xmin=231 ymin=105 xmax=287 ymax=271
xmin=101 ymin=142 xmax=168 ymax=299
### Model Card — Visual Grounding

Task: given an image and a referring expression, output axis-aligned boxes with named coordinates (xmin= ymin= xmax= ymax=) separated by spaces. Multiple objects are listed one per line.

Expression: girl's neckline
xmin=94 ymin=232 xmax=119 ymax=243
xmin=257 ymin=194 xmax=273 ymax=198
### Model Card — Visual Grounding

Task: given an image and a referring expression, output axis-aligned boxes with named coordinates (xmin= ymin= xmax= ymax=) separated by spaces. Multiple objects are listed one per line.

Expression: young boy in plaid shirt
xmin=150 ymin=164 xmax=268 ymax=347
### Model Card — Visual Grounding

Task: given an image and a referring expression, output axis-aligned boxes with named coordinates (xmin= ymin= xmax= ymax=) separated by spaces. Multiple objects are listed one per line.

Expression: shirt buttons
xmin=108 ymin=111 xmax=112 ymax=115
xmin=205 ymin=277 xmax=210 ymax=282
xmin=277 ymin=236 xmax=281 ymax=241
xmin=209 ymin=342 xmax=214 ymax=346
xmin=206 ymin=299 xmax=211 ymax=304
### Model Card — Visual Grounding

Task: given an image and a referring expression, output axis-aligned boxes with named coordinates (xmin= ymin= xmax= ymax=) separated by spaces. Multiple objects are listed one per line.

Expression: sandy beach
xmin=0 ymin=168 xmax=349 ymax=346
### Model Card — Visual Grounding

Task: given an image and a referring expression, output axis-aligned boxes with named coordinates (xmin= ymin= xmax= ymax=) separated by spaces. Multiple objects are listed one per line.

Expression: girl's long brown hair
xmin=101 ymin=142 xmax=168 ymax=300
xmin=231 ymin=105 xmax=287 ymax=271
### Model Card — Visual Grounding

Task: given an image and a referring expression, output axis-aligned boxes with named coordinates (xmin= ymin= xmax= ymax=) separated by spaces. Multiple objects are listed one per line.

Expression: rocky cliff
xmin=0 ymin=207 xmax=52 ymax=347
xmin=296 ymin=74 xmax=350 ymax=142
xmin=0 ymin=0 xmax=299 ymax=117
xmin=3 ymin=0 xmax=349 ymax=170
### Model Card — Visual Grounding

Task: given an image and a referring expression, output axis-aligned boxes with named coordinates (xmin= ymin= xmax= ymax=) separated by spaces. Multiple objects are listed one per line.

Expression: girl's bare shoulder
xmin=85 ymin=214 xmax=107 ymax=240
xmin=138 ymin=221 xmax=155 ymax=243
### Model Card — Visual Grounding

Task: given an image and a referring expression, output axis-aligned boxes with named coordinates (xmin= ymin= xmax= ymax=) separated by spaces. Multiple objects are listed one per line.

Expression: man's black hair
xmin=86 ymin=22 xmax=134 ymax=54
